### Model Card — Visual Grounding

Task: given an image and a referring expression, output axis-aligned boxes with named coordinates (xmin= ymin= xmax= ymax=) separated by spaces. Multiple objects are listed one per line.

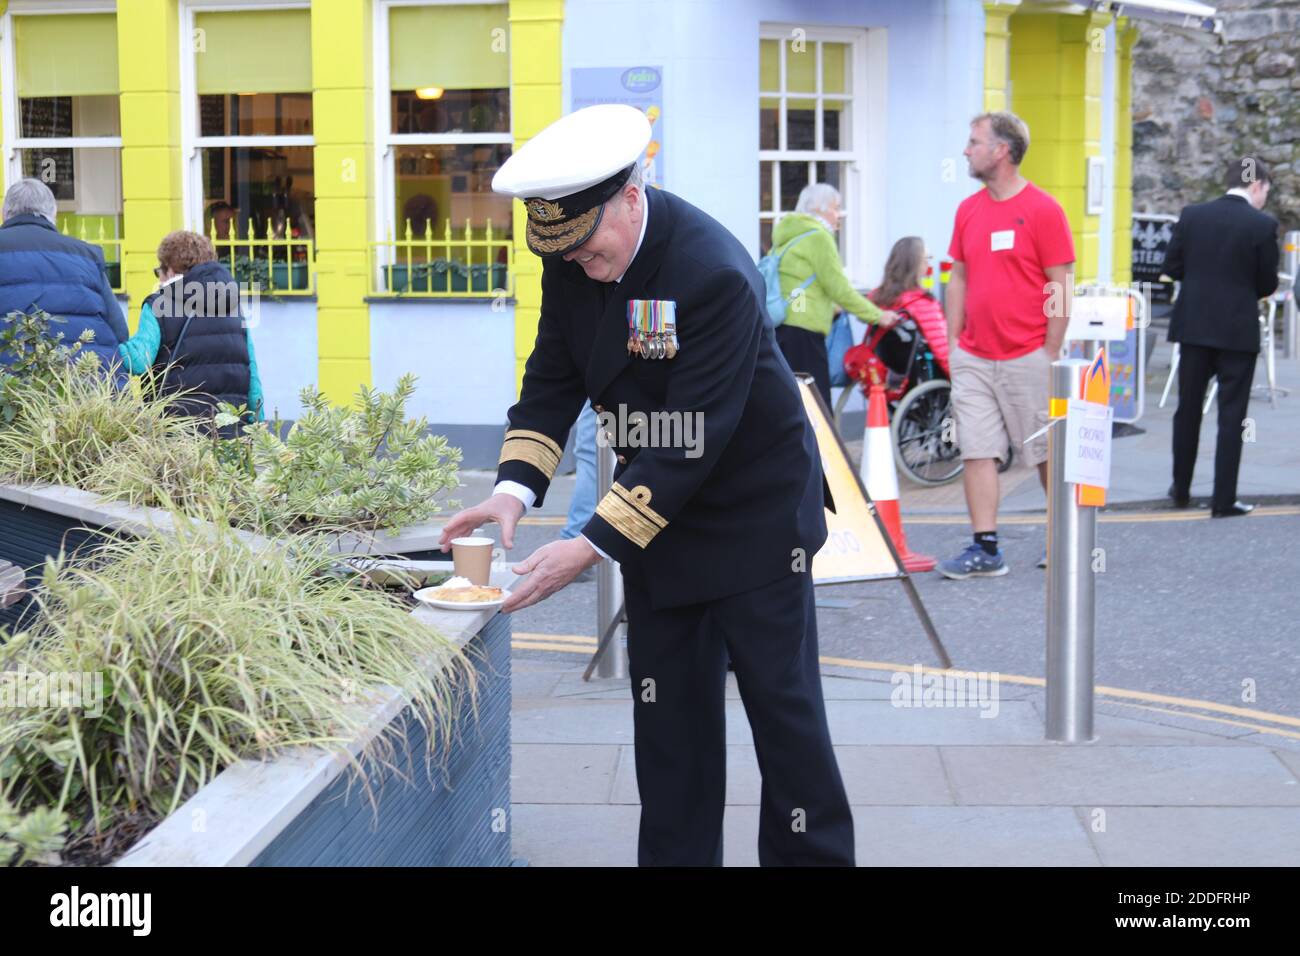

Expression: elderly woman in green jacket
xmin=772 ymin=183 xmax=895 ymax=406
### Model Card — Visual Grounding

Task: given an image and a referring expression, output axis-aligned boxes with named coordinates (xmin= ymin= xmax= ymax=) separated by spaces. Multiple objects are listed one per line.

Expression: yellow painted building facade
xmin=0 ymin=0 xmax=560 ymax=402
xmin=983 ymin=0 xmax=1137 ymax=285
xmin=0 ymin=0 xmax=1151 ymax=464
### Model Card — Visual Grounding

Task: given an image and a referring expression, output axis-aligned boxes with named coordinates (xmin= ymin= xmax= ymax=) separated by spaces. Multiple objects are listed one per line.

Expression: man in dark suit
xmin=438 ymin=105 xmax=854 ymax=866
xmin=1164 ymin=156 xmax=1280 ymax=517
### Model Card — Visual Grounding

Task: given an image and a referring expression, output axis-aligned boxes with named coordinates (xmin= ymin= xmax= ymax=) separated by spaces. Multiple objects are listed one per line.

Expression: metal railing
xmin=210 ymin=219 xmax=316 ymax=296
xmin=61 ymin=220 xmax=125 ymax=294
xmin=369 ymin=218 xmax=513 ymax=298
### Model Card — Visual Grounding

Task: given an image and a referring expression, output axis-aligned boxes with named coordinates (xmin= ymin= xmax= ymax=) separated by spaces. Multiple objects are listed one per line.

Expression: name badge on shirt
xmin=990 ymin=229 xmax=1016 ymax=252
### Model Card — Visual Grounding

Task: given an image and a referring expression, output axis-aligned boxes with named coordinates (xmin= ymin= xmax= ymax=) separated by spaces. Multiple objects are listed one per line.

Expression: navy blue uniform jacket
xmin=497 ymin=187 xmax=832 ymax=611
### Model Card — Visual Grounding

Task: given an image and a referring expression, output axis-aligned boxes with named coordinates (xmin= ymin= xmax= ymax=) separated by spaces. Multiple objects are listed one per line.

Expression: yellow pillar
xmin=1112 ymin=18 xmax=1138 ymax=286
xmin=1009 ymin=11 xmax=1107 ymax=282
xmin=508 ymin=0 xmax=564 ymax=394
xmin=982 ymin=2 xmax=1017 ymax=113
xmin=311 ymin=0 xmax=374 ymax=405
xmin=117 ymin=0 xmax=184 ymax=319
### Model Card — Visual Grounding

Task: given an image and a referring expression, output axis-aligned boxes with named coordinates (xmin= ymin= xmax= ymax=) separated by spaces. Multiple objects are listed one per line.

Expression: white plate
xmin=414 ymin=586 xmax=510 ymax=611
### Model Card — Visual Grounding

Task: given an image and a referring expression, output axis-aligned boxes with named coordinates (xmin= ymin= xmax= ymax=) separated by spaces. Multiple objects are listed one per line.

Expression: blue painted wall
xmin=370 ymin=298 xmax=517 ymax=467
xmin=246 ymin=299 xmax=321 ymax=421
xmin=563 ymin=0 xmax=986 ymax=284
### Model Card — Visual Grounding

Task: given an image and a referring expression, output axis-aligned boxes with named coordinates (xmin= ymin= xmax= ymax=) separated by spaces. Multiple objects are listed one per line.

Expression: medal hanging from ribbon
xmin=627 ymin=300 xmax=679 ymax=359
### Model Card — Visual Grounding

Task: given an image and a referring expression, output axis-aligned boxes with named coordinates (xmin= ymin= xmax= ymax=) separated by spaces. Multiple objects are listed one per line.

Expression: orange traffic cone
xmin=860 ymin=382 xmax=936 ymax=573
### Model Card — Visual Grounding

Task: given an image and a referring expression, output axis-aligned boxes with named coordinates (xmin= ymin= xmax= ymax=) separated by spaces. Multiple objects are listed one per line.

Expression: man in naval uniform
xmin=438 ymin=104 xmax=854 ymax=866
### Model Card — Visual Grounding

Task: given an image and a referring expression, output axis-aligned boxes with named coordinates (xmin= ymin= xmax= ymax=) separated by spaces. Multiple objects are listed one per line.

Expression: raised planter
xmin=384 ymin=264 xmax=450 ymax=294
xmin=382 ymin=263 xmax=507 ymax=295
xmin=116 ymin=584 xmax=512 ymax=867
xmin=269 ymin=261 xmax=310 ymax=293
xmin=0 ymin=482 xmax=512 ymax=866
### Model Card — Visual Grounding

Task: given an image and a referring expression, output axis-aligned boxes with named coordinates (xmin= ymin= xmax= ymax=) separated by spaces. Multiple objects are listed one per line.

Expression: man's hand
xmin=502 ymin=537 xmax=602 ymax=613
xmin=877 ymin=309 xmax=899 ymax=329
xmin=1043 ymin=263 xmax=1074 ymax=363
xmin=438 ymin=493 xmax=526 ymax=551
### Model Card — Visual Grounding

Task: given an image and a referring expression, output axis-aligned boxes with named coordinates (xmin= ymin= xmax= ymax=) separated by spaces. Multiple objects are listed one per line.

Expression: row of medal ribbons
xmin=627 ymin=299 xmax=679 ymax=359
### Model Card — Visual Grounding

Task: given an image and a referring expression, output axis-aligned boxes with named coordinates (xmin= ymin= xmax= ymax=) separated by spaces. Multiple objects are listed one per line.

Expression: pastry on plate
xmin=427 ymin=576 xmax=504 ymax=603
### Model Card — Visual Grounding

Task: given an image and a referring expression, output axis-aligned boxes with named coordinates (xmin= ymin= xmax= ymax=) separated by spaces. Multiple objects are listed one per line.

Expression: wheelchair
xmin=834 ymin=312 xmax=1014 ymax=486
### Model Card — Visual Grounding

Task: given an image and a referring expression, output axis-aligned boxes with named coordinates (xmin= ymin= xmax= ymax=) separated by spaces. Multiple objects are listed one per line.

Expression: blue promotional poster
xmin=570 ymin=66 xmax=664 ymax=188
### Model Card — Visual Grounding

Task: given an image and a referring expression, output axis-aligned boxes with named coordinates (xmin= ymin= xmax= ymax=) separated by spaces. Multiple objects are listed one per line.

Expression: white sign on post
xmin=1066 ymin=296 xmax=1128 ymax=343
xmin=1062 ymin=398 xmax=1113 ymax=488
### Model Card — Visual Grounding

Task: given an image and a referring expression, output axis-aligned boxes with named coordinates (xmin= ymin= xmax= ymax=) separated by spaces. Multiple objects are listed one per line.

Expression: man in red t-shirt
xmin=939 ymin=111 xmax=1075 ymax=580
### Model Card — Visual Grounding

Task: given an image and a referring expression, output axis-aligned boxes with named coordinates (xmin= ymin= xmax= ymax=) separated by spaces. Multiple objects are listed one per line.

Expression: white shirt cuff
xmin=580 ymin=534 xmax=610 ymax=561
xmin=493 ymin=480 xmax=536 ymax=510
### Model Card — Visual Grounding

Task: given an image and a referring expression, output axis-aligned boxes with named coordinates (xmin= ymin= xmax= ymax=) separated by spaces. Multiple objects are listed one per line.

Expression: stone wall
xmin=1131 ymin=0 xmax=1299 ymax=233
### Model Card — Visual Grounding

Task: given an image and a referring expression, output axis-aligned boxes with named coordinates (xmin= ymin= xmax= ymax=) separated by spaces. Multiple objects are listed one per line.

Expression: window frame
xmin=758 ymin=23 xmax=885 ymax=283
xmin=0 ymin=3 xmax=123 ymax=208
xmin=372 ymin=0 xmax=512 ymax=274
xmin=179 ymin=0 xmax=315 ymax=235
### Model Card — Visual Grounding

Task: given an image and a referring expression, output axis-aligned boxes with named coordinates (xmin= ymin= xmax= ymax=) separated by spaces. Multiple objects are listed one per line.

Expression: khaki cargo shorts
xmin=949 ymin=344 xmax=1050 ymax=467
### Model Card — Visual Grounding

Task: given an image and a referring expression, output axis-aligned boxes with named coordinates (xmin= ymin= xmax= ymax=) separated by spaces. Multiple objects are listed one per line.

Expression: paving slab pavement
xmin=509 ymin=659 xmax=1300 ymax=867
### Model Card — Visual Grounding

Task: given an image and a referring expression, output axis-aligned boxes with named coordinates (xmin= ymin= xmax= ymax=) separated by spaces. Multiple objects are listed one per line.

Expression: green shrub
xmin=0 ymin=796 xmax=68 ymax=866
xmin=0 ymin=322 xmax=460 ymax=539
xmin=230 ymin=255 xmax=269 ymax=289
xmin=236 ymin=373 xmax=461 ymax=536
xmin=0 ymin=308 xmax=98 ymax=426
xmin=0 ymin=358 xmax=202 ymax=493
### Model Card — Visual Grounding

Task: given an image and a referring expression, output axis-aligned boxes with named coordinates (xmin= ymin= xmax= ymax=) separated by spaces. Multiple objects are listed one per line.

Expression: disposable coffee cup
xmin=451 ymin=536 xmax=503 ymax=586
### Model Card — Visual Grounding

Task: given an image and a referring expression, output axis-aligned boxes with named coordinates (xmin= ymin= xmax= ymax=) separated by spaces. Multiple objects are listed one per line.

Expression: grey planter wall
xmin=0 ymin=484 xmax=190 ymax=635
xmin=251 ymin=611 xmax=512 ymax=867
xmin=0 ymin=497 xmax=106 ymax=633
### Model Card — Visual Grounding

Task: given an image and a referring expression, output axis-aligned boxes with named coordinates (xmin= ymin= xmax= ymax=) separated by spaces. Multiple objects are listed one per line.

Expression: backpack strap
xmin=777 ymin=229 xmax=821 ymax=296
xmin=777 ymin=228 xmax=821 ymax=258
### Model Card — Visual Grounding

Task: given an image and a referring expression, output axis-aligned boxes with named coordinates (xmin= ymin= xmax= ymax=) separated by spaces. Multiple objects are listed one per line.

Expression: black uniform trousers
xmin=774 ymin=324 xmax=832 ymax=409
xmin=623 ymin=568 xmax=855 ymax=866
xmin=1171 ymin=343 xmax=1257 ymax=512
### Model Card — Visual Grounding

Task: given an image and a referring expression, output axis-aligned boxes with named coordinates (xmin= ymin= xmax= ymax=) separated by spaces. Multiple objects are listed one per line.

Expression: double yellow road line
xmin=519 ymin=505 xmax=1300 ymax=528
xmin=512 ymin=635 xmax=1300 ymax=742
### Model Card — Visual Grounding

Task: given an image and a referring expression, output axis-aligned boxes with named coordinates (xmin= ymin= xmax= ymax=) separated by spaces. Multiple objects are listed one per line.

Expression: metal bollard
xmin=1045 ymin=358 xmax=1096 ymax=742
xmin=595 ymin=441 xmax=627 ymax=678
xmin=1283 ymin=231 xmax=1298 ymax=359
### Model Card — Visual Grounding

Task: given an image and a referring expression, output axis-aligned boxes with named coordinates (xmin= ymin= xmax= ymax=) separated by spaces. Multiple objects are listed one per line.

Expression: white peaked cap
xmin=492 ymin=104 xmax=652 ymax=200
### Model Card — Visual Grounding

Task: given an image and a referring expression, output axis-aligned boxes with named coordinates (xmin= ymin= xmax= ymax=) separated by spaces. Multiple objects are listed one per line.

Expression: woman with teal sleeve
xmin=118 ymin=231 xmax=264 ymax=423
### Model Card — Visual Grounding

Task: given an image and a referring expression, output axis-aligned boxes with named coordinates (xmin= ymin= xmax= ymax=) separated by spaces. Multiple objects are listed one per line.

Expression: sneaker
xmin=1037 ymin=550 xmax=1048 ymax=569
xmin=938 ymin=543 xmax=1009 ymax=580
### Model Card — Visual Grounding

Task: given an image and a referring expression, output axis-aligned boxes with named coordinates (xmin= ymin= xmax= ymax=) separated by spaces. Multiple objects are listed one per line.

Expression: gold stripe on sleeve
xmin=612 ymin=482 xmax=667 ymax=529
xmin=595 ymin=490 xmax=663 ymax=549
xmin=499 ymin=429 xmax=563 ymax=479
